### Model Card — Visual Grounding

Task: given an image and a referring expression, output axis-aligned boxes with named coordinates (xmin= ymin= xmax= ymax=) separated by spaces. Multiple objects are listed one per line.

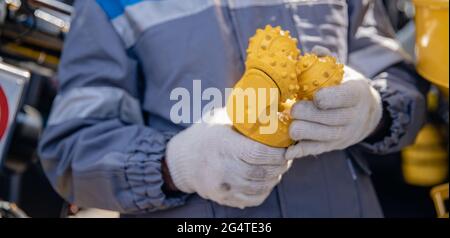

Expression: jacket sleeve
xmin=347 ymin=0 xmax=429 ymax=155
xmin=38 ymin=0 xmax=186 ymax=214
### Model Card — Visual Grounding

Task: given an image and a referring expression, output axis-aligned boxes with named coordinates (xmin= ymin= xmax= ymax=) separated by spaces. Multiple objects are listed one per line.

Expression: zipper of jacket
xmin=346 ymin=157 xmax=357 ymax=181
xmin=346 ymin=157 xmax=364 ymax=217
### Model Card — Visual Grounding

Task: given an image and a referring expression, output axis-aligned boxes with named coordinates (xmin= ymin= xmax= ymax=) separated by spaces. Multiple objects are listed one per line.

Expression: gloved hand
xmin=285 ymin=66 xmax=383 ymax=160
xmin=166 ymin=108 xmax=291 ymax=209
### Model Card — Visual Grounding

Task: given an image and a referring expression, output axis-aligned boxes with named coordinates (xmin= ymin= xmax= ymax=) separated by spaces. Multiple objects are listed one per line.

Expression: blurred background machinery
xmin=370 ymin=0 xmax=449 ymax=218
xmin=0 ymin=0 xmax=73 ymax=217
xmin=0 ymin=0 xmax=448 ymax=218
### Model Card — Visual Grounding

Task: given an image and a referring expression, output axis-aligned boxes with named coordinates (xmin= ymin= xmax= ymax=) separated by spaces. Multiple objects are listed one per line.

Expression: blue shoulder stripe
xmin=95 ymin=0 xmax=143 ymax=19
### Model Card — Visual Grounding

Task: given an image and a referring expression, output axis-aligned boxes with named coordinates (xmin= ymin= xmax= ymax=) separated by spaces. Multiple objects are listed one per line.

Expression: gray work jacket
xmin=38 ymin=0 xmax=427 ymax=218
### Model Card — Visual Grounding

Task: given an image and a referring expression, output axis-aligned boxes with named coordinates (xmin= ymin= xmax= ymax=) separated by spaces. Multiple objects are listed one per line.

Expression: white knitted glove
xmin=166 ymin=108 xmax=291 ymax=209
xmin=285 ymin=66 xmax=383 ymax=160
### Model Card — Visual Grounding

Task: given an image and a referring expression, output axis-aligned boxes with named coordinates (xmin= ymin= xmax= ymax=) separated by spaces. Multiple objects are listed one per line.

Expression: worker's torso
xmin=97 ymin=0 xmax=382 ymax=217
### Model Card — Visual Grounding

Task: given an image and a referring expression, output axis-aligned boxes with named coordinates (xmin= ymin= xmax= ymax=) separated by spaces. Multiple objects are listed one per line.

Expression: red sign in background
xmin=0 ymin=86 xmax=9 ymax=140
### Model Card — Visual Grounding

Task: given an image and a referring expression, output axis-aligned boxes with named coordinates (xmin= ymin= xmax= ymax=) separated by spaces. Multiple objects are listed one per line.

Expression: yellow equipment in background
xmin=430 ymin=183 xmax=449 ymax=218
xmin=409 ymin=0 xmax=449 ymax=218
xmin=402 ymin=123 xmax=448 ymax=186
xmin=227 ymin=25 xmax=343 ymax=148
xmin=413 ymin=0 xmax=449 ymax=97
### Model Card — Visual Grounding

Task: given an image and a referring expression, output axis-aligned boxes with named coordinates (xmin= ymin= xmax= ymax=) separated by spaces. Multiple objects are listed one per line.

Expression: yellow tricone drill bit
xmin=297 ymin=53 xmax=344 ymax=100
xmin=227 ymin=25 xmax=344 ymax=148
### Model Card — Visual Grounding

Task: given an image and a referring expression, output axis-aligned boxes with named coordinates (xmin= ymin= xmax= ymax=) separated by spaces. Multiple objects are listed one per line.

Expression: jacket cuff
xmin=358 ymin=79 xmax=413 ymax=154
xmin=124 ymin=129 xmax=188 ymax=213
